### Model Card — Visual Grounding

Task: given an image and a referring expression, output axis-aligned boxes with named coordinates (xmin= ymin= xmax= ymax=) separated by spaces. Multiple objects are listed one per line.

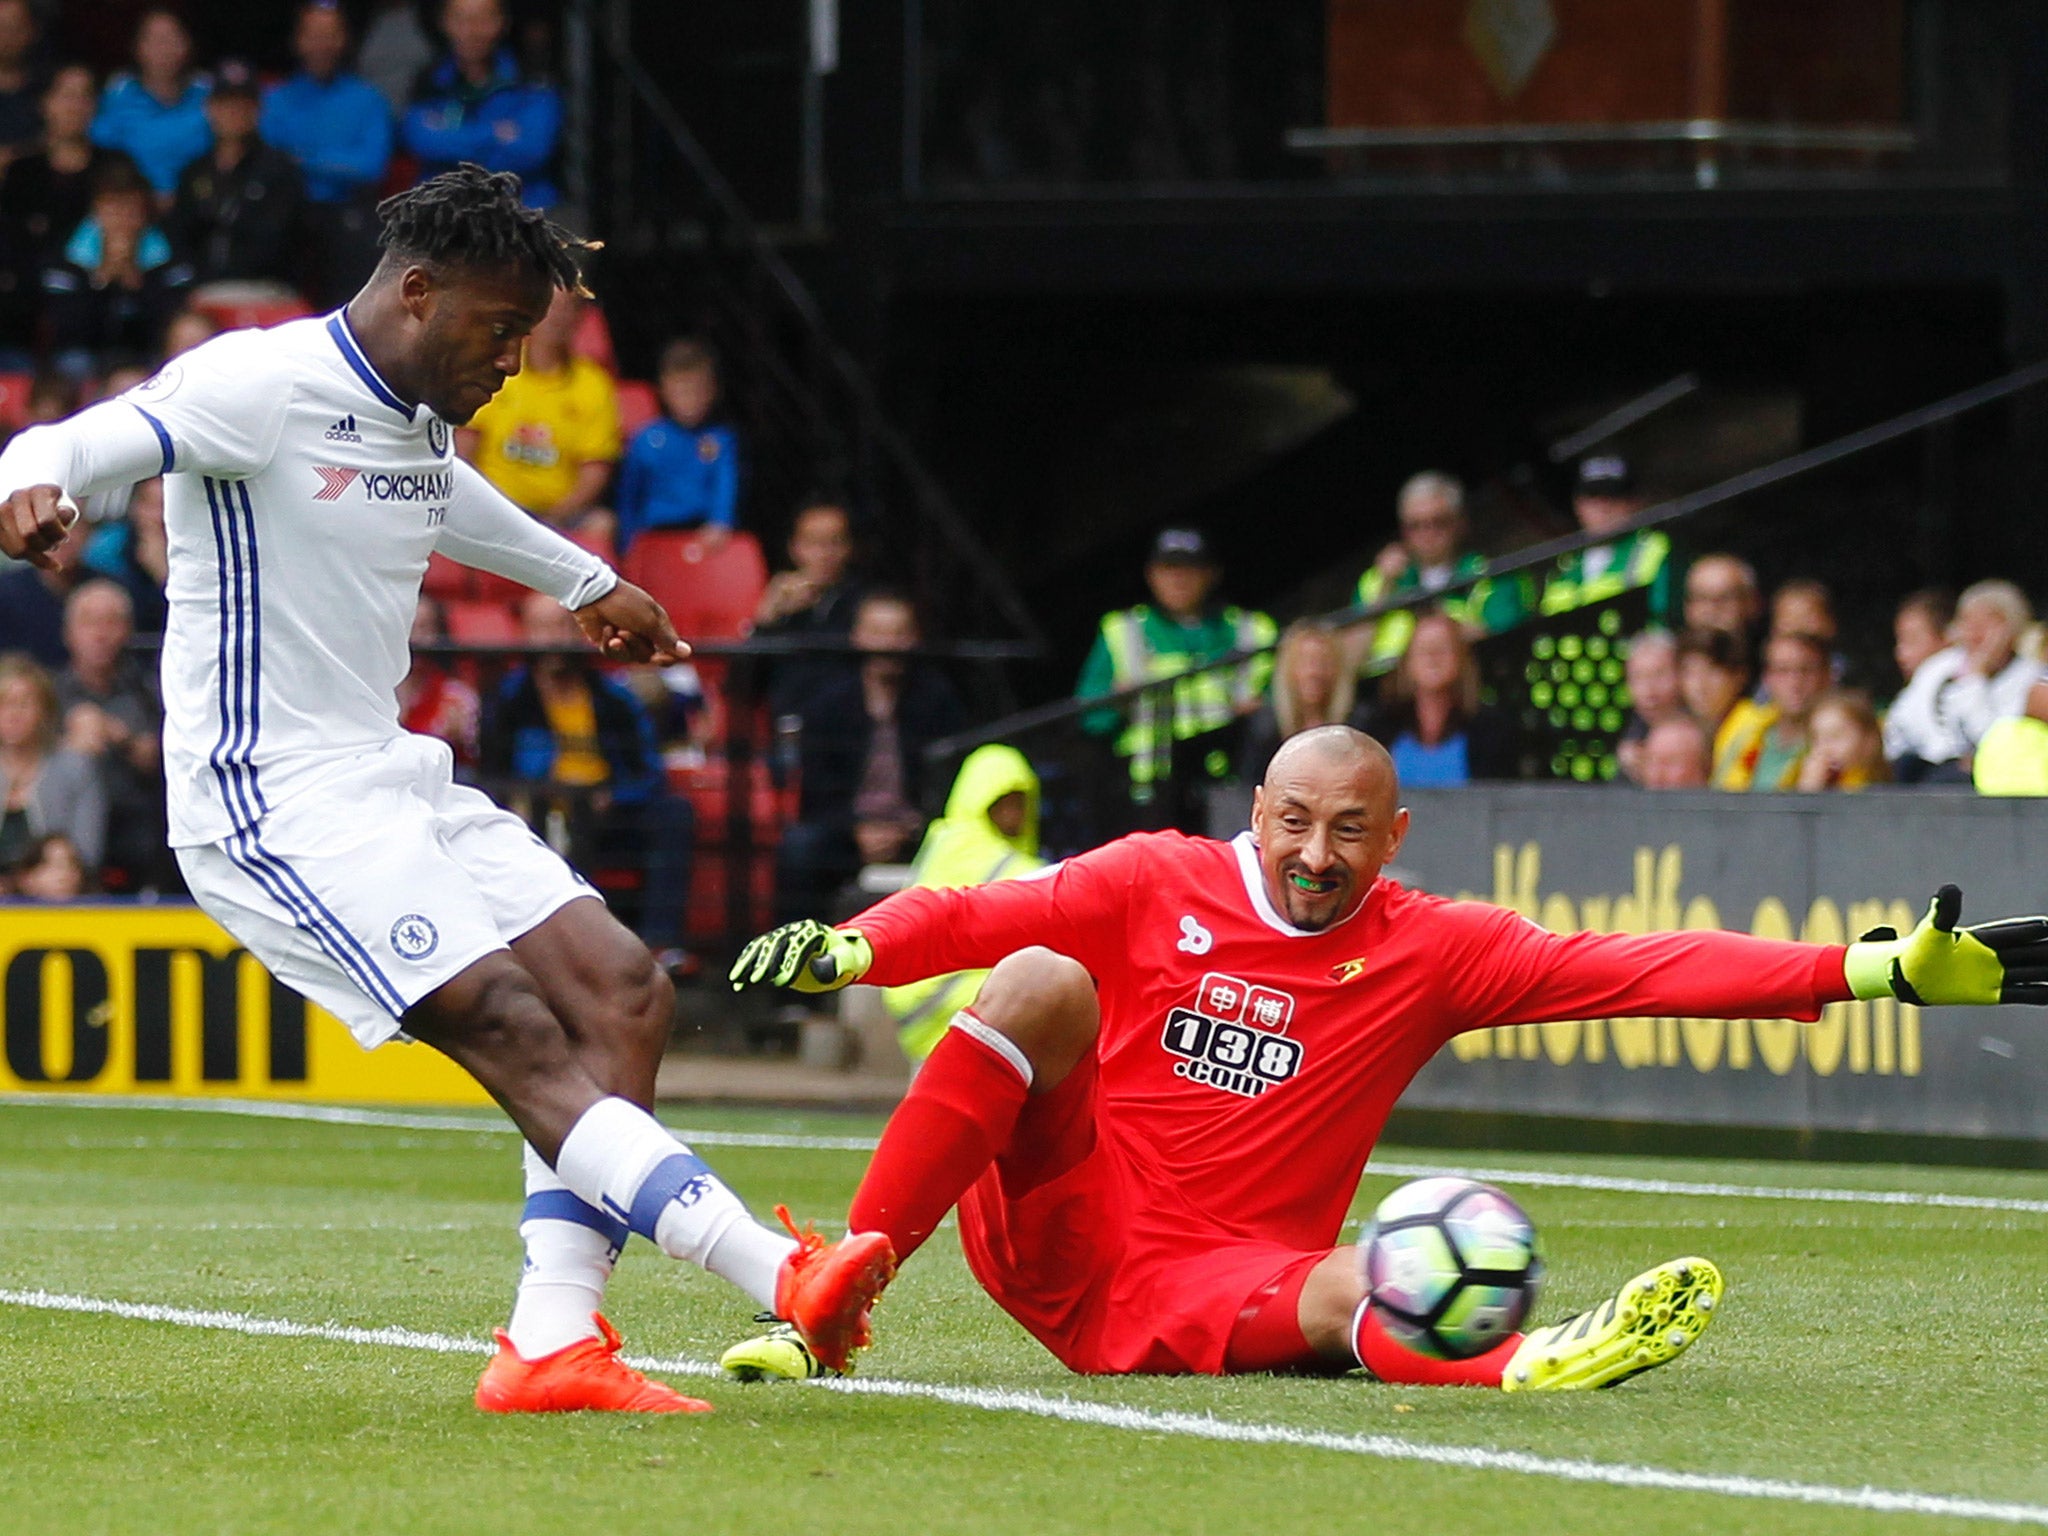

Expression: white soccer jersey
xmin=0 ymin=310 xmax=617 ymax=847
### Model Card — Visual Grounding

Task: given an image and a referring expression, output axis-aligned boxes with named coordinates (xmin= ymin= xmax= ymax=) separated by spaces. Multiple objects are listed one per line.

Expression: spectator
xmin=402 ymin=0 xmax=562 ymax=208
xmin=261 ymin=0 xmax=393 ymax=307
xmin=1892 ymin=587 xmax=1955 ymax=693
xmin=42 ymin=157 xmax=193 ymax=372
xmin=1677 ymin=624 xmax=1753 ymax=749
xmin=1538 ymin=454 xmax=1674 ymax=625
xmin=0 ymin=510 xmax=86 ymax=664
xmin=54 ymin=577 xmax=164 ymax=884
xmin=1075 ymin=527 xmax=1275 ymax=814
xmin=1351 ymin=471 xmax=1525 ymax=672
xmin=398 ymin=595 xmax=480 ymax=767
xmin=1614 ymin=629 xmax=1684 ymax=784
xmin=12 ymin=832 xmax=86 ymax=899
xmin=1640 ymin=714 xmax=1712 ymax=790
xmin=359 ymin=0 xmax=435 ymax=117
xmin=1 ymin=65 xmax=141 ymax=266
xmin=458 ymin=284 xmax=619 ymax=533
xmin=880 ymin=743 xmax=1045 ymax=1062
xmin=161 ymin=303 xmax=216 ymax=356
xmin=1769 ymin=577 xmax=1846 ymax=682
xmin=0 ymin=0 xmax=43 ymax=165
xmin=1712 ymin=630 xmax=1828 ymax=791
xmin=1681 ymin=552 xmax=1762 ymax=650
xmin=1884 ymin=579 xmax=2037 ymax=783
xmin=753 ymin=496 xmax=863 ymax=717
xmin=77 ymin=474 xmax=167 ymax=634
xmin=614 ymin=337 xmax=739 ymax=556
xmin=91 ymin=9 xmax=211 ymax=202
xmin=1797 ymin=689 xmax=1890 ymax=792
xmin=167 ymin=59 xmax=304 ymax=286
xmin=1358 ymin=609 xmax=1520 ymax=785
xmin=483 ymin=591 xmax=695 ymax=973
xmin=20 ymin=369 xmax=75 ymax=424
xmin=1238 ymin=620 xmax=1363 ymax=783
xmin=0 ymin=652 xmax=106 ymax=872
xmin=775 ymin=590 xmax=966 ymax=922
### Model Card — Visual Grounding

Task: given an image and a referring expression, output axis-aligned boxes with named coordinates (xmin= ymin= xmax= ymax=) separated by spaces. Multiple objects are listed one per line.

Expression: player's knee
xmin=451 ymin=966 xmax=576 ymax=1088
xmin=975 ymin=947 xmax=1097 ymax=1055
xmin=614 ymin=953 xmax=675 ymax=1058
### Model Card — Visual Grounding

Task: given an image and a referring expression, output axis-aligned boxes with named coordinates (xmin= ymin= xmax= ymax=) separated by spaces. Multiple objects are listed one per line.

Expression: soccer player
xmin=0 ymin=165 xmax=893 ymax=1414
xmin=728 ymin=725 xmax=2048 ymax=1386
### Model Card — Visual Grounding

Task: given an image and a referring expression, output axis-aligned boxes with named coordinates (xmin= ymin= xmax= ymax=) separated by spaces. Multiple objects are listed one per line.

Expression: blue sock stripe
xmin=522 ymin=1190 xmax=629 ymax=1252
xmin=626 ymin=1152 xmax=717 ymax=1242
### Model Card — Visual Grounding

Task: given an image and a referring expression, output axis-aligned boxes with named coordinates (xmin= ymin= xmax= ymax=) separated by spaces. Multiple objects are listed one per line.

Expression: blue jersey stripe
xmin=130 ymin=403 xmax=174 ymax=474
xmin=232 ymin=481 xmax=271 ymax=817
xmin=324 ymin=311 xmax=414 ymax=421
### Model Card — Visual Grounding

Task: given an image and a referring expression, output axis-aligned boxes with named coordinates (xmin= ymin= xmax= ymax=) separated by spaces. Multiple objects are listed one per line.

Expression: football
xmin=1360 ymin=1177 xmax=1543 ymax=1359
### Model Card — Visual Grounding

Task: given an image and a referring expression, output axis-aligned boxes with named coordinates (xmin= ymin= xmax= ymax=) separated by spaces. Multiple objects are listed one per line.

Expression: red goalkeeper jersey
xmin=854 ymin=830 xmax=1851 ymax=1254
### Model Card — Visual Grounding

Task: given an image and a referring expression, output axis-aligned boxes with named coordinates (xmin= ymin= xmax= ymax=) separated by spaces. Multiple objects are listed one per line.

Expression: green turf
xmin=1 ymin=1102 xmax=2044 ymax=1535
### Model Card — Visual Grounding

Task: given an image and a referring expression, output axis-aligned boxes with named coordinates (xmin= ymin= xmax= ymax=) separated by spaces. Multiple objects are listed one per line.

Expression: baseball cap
xmin=1148 ymin=527 xmax=1215 ymax=567
xmin=211 ymin=59 xmax=261 ymax=100
xmin=1576 ymin=453 xmax=1634 ymax=495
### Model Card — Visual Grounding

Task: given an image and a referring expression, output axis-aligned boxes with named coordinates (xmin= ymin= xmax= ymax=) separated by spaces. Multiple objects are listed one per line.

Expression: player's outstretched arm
xmin=573 ymin=579 xmax=686 ymax=665
xmin=729 ymin=920 xmax=874 ymax=994
xmin=1844 ymin=884 xmax=2048 ymax=1006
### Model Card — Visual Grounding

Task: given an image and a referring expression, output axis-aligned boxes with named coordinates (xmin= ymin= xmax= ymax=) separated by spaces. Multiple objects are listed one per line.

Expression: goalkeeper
xmin=730 ymin=726 xmax=2048 ymax=1388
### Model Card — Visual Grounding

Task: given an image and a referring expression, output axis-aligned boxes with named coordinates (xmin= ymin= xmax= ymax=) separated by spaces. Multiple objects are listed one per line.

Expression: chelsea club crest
xmin=427 ymin=416 xmax=449 ymax=457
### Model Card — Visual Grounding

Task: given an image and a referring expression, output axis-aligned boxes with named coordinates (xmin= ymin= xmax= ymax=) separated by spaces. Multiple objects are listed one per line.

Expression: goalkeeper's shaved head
xmin=1253 ymin=727 xmax=1407 ymax=931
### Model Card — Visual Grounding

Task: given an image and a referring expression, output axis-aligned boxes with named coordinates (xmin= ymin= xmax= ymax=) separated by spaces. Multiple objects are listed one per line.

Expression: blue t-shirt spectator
xmin=616 ymin=419 xmax=740 ymax=552
xmin=402 ymin=50 xmax=560 ymax=207
xmin=261 ymin=69 xmax=392 ymax=206
xmin=91 ymin=74 xmax=211 ymax=198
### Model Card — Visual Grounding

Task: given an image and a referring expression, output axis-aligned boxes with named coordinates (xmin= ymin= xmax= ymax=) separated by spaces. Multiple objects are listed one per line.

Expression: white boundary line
xmin=3 ymin=1286 xmax=2044 ymax=1528
xmin=5 ymin=1093 xmax=2046 ymax=1215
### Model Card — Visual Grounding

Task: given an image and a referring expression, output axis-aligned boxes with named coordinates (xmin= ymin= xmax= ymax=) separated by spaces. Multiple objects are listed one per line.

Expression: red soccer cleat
xmin=772 ymin=1204 xmax=897 ymax=1374
xmin=474 ymin=1314 xmax=713 ymax=1414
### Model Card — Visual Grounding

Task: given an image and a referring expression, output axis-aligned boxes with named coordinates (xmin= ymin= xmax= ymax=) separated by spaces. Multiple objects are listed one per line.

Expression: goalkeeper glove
xmin=728 ymin=920 xmax=874 ymax=994
xmin=1842 ymin=884 xmax=2048 ymax=1006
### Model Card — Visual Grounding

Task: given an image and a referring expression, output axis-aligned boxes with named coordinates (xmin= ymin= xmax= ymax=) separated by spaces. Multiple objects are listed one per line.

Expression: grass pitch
xmin=1 ymin=1100 xmax=2045 ymax=1535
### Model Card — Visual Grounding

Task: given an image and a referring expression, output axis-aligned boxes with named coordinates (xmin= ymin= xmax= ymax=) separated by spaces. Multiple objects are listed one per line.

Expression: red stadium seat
xmin=443 ymin=598 xmax=522 ymax=645
xmin=565 ymin=525 xmax=616 ymax=566
xmin=574 ymin=305 xmax=618 ymax=373
xmin=684 ymin=851 xmax=776 ymax=942
xmin=670 ymin=756 xmax=789 ymax=846
xmin=622 ymin=530 xmax=767 ymax=644
xmin=189 ymin=286 xmax=314 ymax=332
xmin=615 ymin=379 xmax=660 ymax=439
xmin=422 ymin=552 xmax=472 ymax=600
xmin=0 ymin=372 xmax=32 ymax=430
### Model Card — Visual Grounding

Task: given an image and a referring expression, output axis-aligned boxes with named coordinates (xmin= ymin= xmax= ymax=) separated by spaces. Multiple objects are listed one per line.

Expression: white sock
xmin=505 ymin=1143 xmax=617 ymax=1359
xmin=555 ymin=1097 xmax=797 ymax=1311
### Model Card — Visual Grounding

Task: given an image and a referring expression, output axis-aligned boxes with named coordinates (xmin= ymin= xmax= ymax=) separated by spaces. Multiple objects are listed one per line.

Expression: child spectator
xmin=0 ymin=652 xmax=105 ymax=873
xmin=1357 ymin=609 xmax=1520 ymax=785
xmin=1676 ymin=625 xmax=1751 ymax=750
xmin=1614 ymin=629 xmax=1684 ymax=784
xmin=1797 ymin=689 xmax=1890 ymax=792
xmin=91 ymin=9 xmax=211 ymax=203
xmin=613 ymin=338 xmax=739 ymax=555
xmin=42 ymin=158 xmax=193 ymax=374
xmin=1712 ymin=631 xmax=1828 ymax=791
xmin=1891 ymin=588 xmax=1954 ymax=692
xmin=167 ymin=59 xmax=305 ymax=286
xmin=12 ymin=833 xmax=86 ymax=900
xmin=458 ymin=284 xmax=620 ymax=534
xmin=261 ymin=1 xmax=393 ymax=306
xmin=402 ymin=0 xmax=562 ymax=207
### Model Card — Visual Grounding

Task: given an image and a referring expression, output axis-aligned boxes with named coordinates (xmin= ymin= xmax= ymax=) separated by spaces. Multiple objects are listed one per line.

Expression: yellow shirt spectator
xmin=467 ymin=355 xmax=622 ymax=518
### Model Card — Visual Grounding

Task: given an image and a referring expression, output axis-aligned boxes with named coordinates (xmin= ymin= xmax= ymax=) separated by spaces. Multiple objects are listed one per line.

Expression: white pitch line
xmin=5 ymin=1093 xmax=2047 ymax=1214
xmin=3 ymin=1287 xmax=2043 ymax=1529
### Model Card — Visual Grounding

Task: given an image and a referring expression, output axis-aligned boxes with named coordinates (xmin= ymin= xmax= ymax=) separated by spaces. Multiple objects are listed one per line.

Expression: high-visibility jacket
xmin=881 ymin=744 xmax=1045 ymax=1061
xmin=1537 ymin=530 xmax=1674 ymax=622
xmin=1356 ymin=553 xmax=1532 ymax=668
xmin=1078 ymin=603 xmax=1276 ymax=791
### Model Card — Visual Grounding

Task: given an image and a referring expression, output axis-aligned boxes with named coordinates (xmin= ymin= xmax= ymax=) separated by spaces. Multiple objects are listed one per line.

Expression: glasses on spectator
xmin=1401 ymin=512 xmax=1460 ymax=532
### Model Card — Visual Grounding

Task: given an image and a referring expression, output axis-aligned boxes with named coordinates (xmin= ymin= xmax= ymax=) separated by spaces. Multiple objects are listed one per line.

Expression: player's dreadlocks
xmin=374 ymin=163 xmax=600 ymax=296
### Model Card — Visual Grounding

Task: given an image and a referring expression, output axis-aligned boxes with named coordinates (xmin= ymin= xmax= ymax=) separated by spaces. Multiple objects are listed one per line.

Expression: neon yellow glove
xmin=728 ymin=920 xmax=874 ymax=994
xmin=1842 ymin=885 xmax=2048 ymax=1006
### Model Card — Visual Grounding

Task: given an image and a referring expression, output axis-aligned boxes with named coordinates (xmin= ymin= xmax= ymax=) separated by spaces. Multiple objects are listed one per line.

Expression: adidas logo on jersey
xmin=324 ymin=413 xmax=362 ymax=444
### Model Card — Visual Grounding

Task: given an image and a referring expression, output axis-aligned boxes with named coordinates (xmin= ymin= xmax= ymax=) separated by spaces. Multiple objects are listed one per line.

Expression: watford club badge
xmin=1329 ymin=956 xmax=1370 ymax=984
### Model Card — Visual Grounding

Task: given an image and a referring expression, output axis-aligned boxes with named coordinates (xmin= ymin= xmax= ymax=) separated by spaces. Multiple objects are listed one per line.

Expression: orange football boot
xmin=475 ymin=1313 xmax=712 ymax=1414
xmin=772 ymin=1204 xmax=897 ymax=1373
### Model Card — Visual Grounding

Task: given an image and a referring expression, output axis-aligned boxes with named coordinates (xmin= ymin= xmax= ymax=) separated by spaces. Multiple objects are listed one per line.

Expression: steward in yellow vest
xmin=1355 ymin=471 xmax=1530 ymax=670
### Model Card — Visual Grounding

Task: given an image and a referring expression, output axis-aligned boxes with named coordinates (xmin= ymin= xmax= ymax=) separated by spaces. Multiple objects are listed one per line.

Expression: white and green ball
xmin=1359 ymin=1176 xmax=1542 ymax=1359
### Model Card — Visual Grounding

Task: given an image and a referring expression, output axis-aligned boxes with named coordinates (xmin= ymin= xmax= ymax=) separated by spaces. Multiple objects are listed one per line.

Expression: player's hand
xmin=0 ymin=484 xmax=78 ymax=571
xmin=728 ymin=920 xmax=874 ymax=994
xmin=574 ymin=579 xmax=687 ymax=665
xmin=1843 ymin=885 xmax=2048 ymax=1006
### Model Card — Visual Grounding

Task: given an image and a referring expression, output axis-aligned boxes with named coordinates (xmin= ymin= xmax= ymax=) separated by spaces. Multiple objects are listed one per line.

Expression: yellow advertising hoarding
xmin=0 ymin=904 xmax=490 ymax=1105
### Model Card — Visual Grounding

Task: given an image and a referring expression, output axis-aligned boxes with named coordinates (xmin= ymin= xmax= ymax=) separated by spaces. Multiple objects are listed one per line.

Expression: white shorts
xmin=177 ymin=734 xmax=596 ymax=1049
